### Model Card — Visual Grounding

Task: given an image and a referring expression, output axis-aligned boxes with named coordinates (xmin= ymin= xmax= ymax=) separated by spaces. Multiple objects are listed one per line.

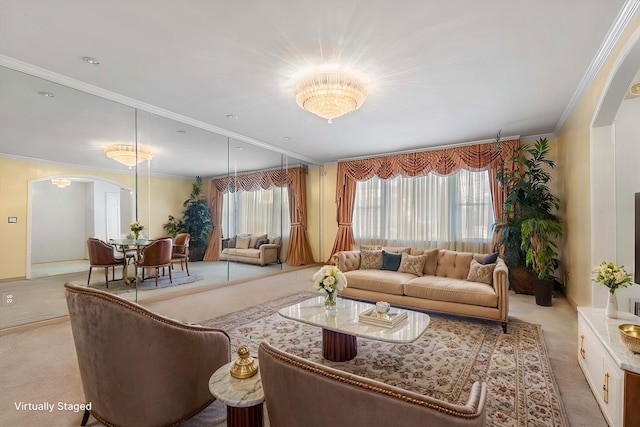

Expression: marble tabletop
xmin=278 ymin=296 xmax=430 ymax=343
xmin=208 ymin=361 xmax=264 ymax=408
xmin=578 ymin=307 xmax=640 ymax=374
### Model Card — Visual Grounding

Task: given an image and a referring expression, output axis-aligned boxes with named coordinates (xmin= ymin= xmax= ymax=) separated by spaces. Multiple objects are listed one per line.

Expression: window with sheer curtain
xmin=222 ymin=187 xmax=290 ymax=240
xmin=353 ymin=169 xmax=494 ymax=253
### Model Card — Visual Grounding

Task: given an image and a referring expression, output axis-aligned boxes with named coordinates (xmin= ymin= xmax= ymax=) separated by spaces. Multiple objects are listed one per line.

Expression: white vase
xmin=605 ymin=292 xmax=618 ymax=319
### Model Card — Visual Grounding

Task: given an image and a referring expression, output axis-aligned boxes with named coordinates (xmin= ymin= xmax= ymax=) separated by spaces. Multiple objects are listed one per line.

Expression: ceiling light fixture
xmin=295 ymin=71 xmax=368 ymax=123
xmin=630 ymin=81 xmax=640 ymax=97
xmin=104 ymin=144 xmax=154 ymax=167
xmin=82 ymin=56 xmax=100 ymax=65
xmin=51 ymin=178 xmax=71 ymax=188
xmin=38 ymin=91 xmax=54 ymax=98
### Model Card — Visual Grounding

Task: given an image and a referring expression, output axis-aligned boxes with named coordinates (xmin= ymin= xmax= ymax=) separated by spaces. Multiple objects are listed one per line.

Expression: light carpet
xmin=86 ymin=271 xmax=201 ymax=293
xmin=201 ymin=291 xmax=569 ymax=427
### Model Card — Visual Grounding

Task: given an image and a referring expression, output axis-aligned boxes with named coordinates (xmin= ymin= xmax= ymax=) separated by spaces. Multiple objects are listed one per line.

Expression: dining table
xmin=109 ymin=238 xmax=154 ymax=285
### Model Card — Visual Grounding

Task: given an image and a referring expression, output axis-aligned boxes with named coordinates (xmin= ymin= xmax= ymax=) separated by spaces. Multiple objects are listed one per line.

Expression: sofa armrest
xmin=260 ymin=243 xmax=280 ymax=264
xmin=333 ymin=251 xmax=361 ymax=272
xmin=493 ymin=258 xmax=510 ymax=323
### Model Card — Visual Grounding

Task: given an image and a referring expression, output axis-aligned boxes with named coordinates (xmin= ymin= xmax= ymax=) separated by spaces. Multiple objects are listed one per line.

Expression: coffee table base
xmin=227 ymin=403 xmax=263 ymax=427
xmin=322 ymin=329 xmax=357 ymax=361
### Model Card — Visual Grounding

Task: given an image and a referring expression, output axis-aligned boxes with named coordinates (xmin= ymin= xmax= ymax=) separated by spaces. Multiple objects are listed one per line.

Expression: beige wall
xmin=0 ymin=156 xmax=192 ymax=281
xmin=559 ymin=12 xmax=640 ymax=307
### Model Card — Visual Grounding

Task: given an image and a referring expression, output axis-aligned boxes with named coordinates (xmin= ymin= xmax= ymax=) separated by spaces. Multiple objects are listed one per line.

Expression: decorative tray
xmin=358 ymin=307 xmax=407 ymax=328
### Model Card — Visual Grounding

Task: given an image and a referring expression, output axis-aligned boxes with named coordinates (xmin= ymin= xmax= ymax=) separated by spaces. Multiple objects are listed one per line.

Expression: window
xmin=222 ymin=187 xmax=290 ymax=239
xmin=353 ymin=170 xmax=494 ymax=253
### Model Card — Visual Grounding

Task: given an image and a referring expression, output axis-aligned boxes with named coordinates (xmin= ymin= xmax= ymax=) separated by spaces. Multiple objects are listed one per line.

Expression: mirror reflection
xmin=0 ymin=66 xmax=320 ymax=330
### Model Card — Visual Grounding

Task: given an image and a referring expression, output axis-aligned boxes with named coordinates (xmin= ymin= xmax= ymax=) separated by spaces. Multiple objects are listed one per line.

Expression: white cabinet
xmin=578 ymin=307 xmax=640 ymax=427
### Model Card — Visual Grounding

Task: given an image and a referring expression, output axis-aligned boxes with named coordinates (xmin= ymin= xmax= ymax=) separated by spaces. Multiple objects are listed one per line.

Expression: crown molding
xmin=0 ymin=55 xmax=322 ymax=166
xmin=554 ymin=0 xmax=640 ymax=135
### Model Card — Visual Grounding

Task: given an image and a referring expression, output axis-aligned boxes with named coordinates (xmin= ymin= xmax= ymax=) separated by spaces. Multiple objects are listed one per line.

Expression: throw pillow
xmin=467 ymin=259 xmax=496 ymax=285
xmin=236 ymin=236 xmax=251 ymax=249
xmin=249 ymin=233 xmax=268 ymax=249
xmin=422 ymin=248 xmax=441 ymax=275
xmin=398 ymin=252 xmax=425 ymax=276
xmin=381 ymin=250 xmax=402 ymax=271
xmin=227 ymin=237 xmax=236 ymax=249
xmin=482 ymin=252 xmax=499 ymax=265
xmin=360 ymin=250 xmax=383 ymax=270
xmin=256 ymin=238 xmax=269 ymax=249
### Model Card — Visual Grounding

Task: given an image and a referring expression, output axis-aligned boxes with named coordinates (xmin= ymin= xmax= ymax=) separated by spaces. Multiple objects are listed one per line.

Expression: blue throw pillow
xmin=381 ymin=250 xmax=402 ymax=271
xmin=482 ymin=252 xmax=499 ymax=265
xmin=256 ymin=238 xmax=269 ymax=249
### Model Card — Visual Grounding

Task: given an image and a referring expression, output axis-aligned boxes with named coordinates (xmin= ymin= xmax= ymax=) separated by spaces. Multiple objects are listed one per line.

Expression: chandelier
xmin=51 ymin=178 xmax=71 ymax=188
xmin=295 ymin=71 xmax=368 ymax=123
xmin=104 ymin=143 xmax=154 ymax=167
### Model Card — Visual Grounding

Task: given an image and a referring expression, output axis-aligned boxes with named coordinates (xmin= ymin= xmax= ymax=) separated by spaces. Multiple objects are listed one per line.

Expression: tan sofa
xmin=219 ymin=233 xmax=281 ymax=266
xmin=333 ymin=247 xmax=509 ymax=332
xmin=259 ymin=340 xmax=488 ymax=427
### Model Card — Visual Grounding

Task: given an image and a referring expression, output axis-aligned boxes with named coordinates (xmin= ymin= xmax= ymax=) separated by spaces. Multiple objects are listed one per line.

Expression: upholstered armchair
xmin=65 ymin=283 xmax=231 ymax=427
xmin=86 ymin=238 xmax=126 ymax=288
xmin=171 ymin=233 xmax=190 ymax=276
xmin=258 ymin=341 xmax=487 ymax=427
xmin=136 ymin=237 xmax=173 ymax=286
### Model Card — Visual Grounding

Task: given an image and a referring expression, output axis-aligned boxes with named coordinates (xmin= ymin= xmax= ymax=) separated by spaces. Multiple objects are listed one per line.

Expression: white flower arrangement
xmin=592 ymin=261 xmax=633 ymax=294
xmin=130 ymin=221 xmax=145 ymax=234
xmin=312 ymin=265 xmax=347 ymax=294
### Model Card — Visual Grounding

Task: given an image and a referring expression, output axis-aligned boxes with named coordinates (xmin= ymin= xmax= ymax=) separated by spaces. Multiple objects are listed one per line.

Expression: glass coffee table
xmin=278 ymin=296 xmax=430 ymax=362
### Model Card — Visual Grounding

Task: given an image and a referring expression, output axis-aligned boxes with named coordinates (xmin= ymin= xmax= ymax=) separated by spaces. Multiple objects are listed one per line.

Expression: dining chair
xmin=86 ymin=238 xmax=126 ymax=288
xmin=136 ymin=237 xmax=173 ymax=286
xmin=171 ymin=233 xmax=190 ymax=276
xmin=65 ymin=283 xmax=231 ymax=427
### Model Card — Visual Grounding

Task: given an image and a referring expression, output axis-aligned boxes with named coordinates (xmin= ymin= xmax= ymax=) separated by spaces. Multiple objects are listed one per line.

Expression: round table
xmin=208 ymin=361 xmax=264 ymax=427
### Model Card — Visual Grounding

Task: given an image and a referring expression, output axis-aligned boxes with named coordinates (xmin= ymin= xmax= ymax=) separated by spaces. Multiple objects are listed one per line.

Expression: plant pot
xmin=510 ymin=267 xmax=536 ymax=295
xmin=534 ymin=278 xmax=554 ymax=306
xmin=189 ymin=246 xmax=206 ymax=262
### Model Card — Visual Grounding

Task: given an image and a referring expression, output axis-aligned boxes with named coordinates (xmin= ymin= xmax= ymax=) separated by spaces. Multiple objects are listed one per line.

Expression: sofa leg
xmin=501 ymin=322 xmax=507 ymax=333
xmin=81 ymin=409 xmax=90 ymax=426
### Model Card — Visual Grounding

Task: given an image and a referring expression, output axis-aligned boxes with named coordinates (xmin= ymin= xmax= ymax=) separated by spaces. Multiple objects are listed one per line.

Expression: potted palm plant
xmin=163 ymin=176 xmax=212 ymax=261
xmin=495 ymin=137 xmax=563 ymax=305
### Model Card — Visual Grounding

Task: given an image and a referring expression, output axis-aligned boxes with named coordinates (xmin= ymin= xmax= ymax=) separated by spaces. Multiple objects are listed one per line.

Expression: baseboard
xmin=0 ymin=276 xmax=26 ymax=283
xmin=0 ymin=315 xmax=68 ymax=336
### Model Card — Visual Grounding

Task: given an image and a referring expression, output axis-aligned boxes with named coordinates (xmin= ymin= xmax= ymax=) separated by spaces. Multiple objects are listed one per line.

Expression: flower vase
xmin=606 ymin=292 xmax=618 ymax=319
xmin=133 ymin=231 xmax=140 ymax=241
xmin=324 ymin=291 xmax=337 ymax=312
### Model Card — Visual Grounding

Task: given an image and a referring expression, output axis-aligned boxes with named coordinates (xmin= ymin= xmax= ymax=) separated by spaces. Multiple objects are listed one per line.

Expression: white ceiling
xmin=0 ymin=0 xmax=634 ymax=176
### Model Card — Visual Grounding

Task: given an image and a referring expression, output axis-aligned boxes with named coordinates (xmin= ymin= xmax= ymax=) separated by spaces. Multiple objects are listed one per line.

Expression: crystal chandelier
xmin=295 ymin=72 xmax=368 ymax=123
xmin=104 ymin=143 xmax=154 ymax=167
xmin=51 ymin=178 xmax=71 ymax=188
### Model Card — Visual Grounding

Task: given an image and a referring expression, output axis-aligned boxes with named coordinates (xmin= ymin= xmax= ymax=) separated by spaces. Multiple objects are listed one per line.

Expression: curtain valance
xmin=213 ymin=169 xmax=294 ymax=193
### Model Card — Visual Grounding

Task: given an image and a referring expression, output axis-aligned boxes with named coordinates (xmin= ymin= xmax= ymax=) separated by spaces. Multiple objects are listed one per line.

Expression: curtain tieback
xmin=290 ymin=222 xmax=302 ymax=226
xmin=338 ymin=223 xmax=352 ymax=226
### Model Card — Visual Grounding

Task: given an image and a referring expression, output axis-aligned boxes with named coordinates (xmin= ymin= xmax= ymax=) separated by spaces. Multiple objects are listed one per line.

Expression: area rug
xmin=86 ymin=271 xmax=201 ymax=294
xmin=202 ymin=291 xmax=569 ymax=427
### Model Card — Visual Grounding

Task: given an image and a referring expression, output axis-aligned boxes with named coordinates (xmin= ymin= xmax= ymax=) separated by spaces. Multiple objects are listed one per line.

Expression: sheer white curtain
xmin=353 ymin=170 xmax=494 ymax=253
xmin=222 ymin=187 xmax=291 ymax=257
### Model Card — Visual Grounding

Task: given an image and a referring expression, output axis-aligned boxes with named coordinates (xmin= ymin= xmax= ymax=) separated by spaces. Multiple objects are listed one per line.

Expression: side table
xmin=209 ymin=361 xmax=264 ymax=427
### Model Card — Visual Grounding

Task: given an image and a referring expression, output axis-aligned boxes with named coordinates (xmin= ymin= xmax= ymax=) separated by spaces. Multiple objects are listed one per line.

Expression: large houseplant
xmin=163 ymin=176 xmax=212 ymax=261
xmin=495 ymin=137 xmax=562 ymax=305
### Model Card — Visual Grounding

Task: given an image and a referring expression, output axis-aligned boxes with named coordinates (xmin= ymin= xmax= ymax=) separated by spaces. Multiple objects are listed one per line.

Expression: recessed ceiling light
xmin=82 ymin=56 xmax=100 ymax=65
xmin=283 ymin=137 xmax=291 ymax=140
xmin=630 ymin=81 xmax=640 ymax=97
xmin=234 ymin=146 xmax=244 ymax=150
xmin=38 ymin=91 xmax=54 ymax=98
xmin=226 ymin=114 xmax=238 ymax=119
xmin=176 ymin=130 xmax=186 ymax=134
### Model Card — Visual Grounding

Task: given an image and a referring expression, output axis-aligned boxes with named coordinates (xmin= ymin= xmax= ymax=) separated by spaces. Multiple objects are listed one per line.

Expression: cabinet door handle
xmin=579 ymin=335 xmax=585 ymax=359
xmin=603 ymin=372 xmax=610 ymax=403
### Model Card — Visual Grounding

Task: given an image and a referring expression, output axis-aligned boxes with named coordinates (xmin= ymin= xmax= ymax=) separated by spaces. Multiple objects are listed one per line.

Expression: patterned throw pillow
xmin=467 ymin=259 xmax=496 ymax=285
xmin=397 ymin=252 xmax=426 ymax=276
xmin=360 ymin=250 xmax=383 ymax=270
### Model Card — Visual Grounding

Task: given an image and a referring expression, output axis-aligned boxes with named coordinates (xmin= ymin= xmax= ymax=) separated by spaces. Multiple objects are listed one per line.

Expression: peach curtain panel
xmin=329 ymin=139 xmax=520 ymax=261
xmin=203 ymin=185 xmax=224 ymax=261
xmin=203 ymin=167 xmax=314 ymax=265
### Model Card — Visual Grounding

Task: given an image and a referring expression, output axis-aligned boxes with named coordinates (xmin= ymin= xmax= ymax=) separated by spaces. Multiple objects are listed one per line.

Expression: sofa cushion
xmin=360 ymin=250 xmax=383 ymax=270
xmin=435 ymin=250 xmax=474 ymax=279
xmin=270 ymin=237 xmax=282 ymax=246
xmin=343 ymin=270 xmax=415 ymax=295
xmin=382 ymin=246 xmax=410 ymax=254
xmin=227 ymin=237 xmax=236 ymax=248
xmin=221 ymin=248 xmax=260 ymax=258
xmin=397 ymin=252 xmax=425 ymax=276
xmin=481 ymin=252 xmax=499 ymax=265
xmin=381 ymin=250 xmax=402 ymax=271
xmin=404 ymin=276 xmax=498 ymax=307
xmin=359 ymin=244 xmax=382 ymax=251
xmin=250 ymin=234 xmax=268 ymax=249
xmin=236 ymin=236 xmax=251 ymax=249
xmin=256 ymin=238 xmax=269 ymax=249
xmin=467 ymin=259 xmax=496 ymax=285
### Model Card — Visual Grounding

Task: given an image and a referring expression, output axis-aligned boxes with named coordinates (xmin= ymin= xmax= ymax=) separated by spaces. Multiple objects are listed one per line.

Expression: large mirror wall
xmin=0 ymin=65 xmax=321 ymax=329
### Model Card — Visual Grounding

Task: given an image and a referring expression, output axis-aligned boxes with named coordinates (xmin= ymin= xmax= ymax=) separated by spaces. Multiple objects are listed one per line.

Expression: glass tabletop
xmin=278 ymin=296 xmax=430 ymax=344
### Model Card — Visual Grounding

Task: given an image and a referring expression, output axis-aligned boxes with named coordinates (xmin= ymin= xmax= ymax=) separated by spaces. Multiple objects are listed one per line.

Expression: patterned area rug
xmin=86 ymin=270 xmax=201 ymax=294
xmin=202 ymin=292 xmax=568 ymax=427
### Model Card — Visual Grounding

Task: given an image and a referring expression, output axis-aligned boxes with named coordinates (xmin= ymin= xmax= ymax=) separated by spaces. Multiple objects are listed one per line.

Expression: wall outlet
xmin=2 ymin=291 xmax=16 ymax=307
